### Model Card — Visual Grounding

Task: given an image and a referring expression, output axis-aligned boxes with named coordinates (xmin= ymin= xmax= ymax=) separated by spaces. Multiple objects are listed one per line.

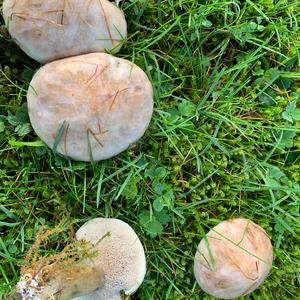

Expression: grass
xmin=0 ymin=0 xmax=300 ymax=299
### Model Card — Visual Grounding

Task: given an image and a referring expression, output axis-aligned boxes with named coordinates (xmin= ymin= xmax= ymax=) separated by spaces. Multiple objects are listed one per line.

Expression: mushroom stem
xmin=17 ymin=263 xmax=105 ymax=300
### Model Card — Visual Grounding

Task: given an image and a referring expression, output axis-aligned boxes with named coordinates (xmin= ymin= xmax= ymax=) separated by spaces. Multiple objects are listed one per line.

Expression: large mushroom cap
xmin=3 ymin=0 xmax=127 ymax=63
xmin=73 ymin=218 xmax=146 ymax=300
xmin=194 ymin=218 xmax=273 ymax=299
xmin=27 ymin=53 xmax=153 ymax=162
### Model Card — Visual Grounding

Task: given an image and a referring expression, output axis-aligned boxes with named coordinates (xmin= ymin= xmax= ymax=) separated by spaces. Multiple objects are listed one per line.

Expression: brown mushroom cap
xmin=27 ymin=53 xmax=153 ymax=162
xmin=3 ymin=0 xmax=127 ymax=63
xmin=194 ymin=218 xmax=273 ymax=299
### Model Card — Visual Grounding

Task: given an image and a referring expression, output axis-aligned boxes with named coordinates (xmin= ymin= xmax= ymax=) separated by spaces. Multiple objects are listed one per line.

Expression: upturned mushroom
xmin=27 ymin=52 xmax=153 ymax=162
xmin=3 ymin=0 xmax=127 ymax=63
xmin=73 ymin=218 xmax=146 ymax=300
xmin=17 ymin=218 xmax=146 ymax=300
xmin=194 ymin=218 xmax=273 ymax=299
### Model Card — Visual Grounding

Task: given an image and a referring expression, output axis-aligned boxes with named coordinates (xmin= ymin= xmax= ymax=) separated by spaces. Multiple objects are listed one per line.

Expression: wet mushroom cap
xmin=3 ymin=0 xmax=127 ymax=63
xmin=27 ymin=53 xmax=153 ymax=162
xmin=73 ymin=218 xmax=146 ymax=300
xmin=194 ymin=218 xmax=273 ymax=299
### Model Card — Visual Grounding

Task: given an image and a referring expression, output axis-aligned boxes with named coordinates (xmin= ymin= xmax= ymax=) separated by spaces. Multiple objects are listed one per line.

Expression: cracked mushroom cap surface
xmin=3 ymin=0 xmax=127 ymax=63
xmin=194 ymin=218 xmax=273 ymax=299
xmin=27 ymin=53 xmax=153 ymax=162
xmin=73 ymin=218 xmax=146 ymax=300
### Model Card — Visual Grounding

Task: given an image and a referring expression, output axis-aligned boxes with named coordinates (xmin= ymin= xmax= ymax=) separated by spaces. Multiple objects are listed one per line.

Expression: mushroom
xmin=3 ymin=0 xmax=127 ymax=63
xmin=27 ymin=52 xmax=153 ymax=162
xmin=194 ymin=218 xmax=273 ymax=299
xmin=73 ymin=218 xmax=146 ymax=300
xmin=16 ymin=218 xmax=146 ymax=300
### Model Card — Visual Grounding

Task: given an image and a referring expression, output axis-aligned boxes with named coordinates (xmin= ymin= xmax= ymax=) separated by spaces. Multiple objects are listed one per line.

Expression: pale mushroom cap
xmin=27 ymin=53 xmax=153 ymax=162
xmin=194 ymin=218 xmax=273 ymax=299
xmin=3 ymin=0 xmax=127 ymax=63
xmin=73 ymin=218 xmax=146 ymax=300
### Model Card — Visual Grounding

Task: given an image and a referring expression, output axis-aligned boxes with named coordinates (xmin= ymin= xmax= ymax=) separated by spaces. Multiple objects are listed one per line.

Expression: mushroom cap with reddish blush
xmin=194 ymin=218 xmax=273 ymax=299
xmin=3 ymin=0 xmax=127 ymax=63
xmin=27 ymin=53 xmax=153 ymax=162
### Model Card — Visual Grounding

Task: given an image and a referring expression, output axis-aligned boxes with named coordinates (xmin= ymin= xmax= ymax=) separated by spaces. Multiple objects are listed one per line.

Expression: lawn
xmin=0 ymin=0 xmax=300 ymax=299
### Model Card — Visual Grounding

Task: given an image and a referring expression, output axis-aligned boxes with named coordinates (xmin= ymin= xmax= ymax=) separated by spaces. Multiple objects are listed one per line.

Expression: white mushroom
xmin=194 ymin=218 xmax=273 ymax=299
xmin=73 ymin=218 xmax=146 ymax=300
xmin=16 ymin=218 xmax=146 ymax=300
xmin=27 ymin=53 xmax=153 ymax=162
xmin=3 ymin=0 xmax=127 ymax=63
